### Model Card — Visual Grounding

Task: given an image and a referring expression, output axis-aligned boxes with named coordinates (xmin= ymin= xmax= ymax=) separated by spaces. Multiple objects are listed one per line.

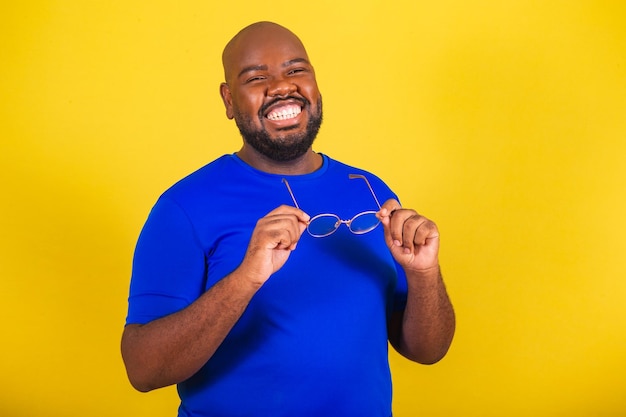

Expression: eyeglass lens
xmin=307 ymin=212 xmax=380 ymax=238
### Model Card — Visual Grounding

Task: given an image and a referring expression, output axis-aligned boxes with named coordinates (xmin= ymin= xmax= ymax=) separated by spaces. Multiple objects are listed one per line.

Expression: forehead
xmin=224 ymin=26 xmax=310 ymax=79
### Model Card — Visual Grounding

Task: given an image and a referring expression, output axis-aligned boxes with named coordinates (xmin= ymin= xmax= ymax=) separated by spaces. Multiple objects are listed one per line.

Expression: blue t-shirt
xmin=126 ymin=154 xmax=408 ymax=417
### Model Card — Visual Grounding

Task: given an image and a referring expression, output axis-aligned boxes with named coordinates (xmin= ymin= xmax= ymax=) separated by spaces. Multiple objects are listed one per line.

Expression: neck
xmin=236 ymin=146 xmax=323 ymax=175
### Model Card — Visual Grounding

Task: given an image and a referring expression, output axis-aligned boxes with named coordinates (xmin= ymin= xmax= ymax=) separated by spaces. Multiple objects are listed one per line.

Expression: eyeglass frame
xmin=282 ymin=174 xmax=383 ymax=238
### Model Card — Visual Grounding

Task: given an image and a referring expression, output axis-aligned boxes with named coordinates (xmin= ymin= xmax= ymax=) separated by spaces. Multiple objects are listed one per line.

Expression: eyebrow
xmin=237 ymin=58 xmax=311 ymax=79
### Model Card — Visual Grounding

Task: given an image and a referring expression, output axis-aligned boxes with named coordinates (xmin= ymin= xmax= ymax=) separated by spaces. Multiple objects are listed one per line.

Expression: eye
xmin=287 ymin=67 xmax=307 ymax=76
xmin=245 ymin=75 xmax=266 ymax=83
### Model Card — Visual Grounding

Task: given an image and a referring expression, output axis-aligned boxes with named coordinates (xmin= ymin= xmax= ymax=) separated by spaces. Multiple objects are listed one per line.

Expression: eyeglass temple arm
xmin=348 ymin=174 xmax=382 ymax=209
xmin=284 ymin=175 xmax=382 ymax=210
xmin=281 ymin=178 xmax=301 ymax=209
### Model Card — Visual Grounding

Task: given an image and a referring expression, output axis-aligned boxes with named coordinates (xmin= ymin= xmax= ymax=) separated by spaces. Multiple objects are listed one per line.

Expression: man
xmin=122 ymin=21 xmax=455 ymax=417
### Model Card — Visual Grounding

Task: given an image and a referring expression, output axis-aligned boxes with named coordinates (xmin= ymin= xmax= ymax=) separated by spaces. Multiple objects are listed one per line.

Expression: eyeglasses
xmin=282 ymin=174 xmax=382 ymax=238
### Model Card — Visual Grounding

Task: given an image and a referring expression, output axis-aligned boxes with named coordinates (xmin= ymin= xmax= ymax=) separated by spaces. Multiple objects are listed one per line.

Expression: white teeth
xmin=267 ymin=105 xmax=301 ymax=121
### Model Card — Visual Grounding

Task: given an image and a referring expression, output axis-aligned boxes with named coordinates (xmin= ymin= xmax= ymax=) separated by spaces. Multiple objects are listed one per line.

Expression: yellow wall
xmin=2 ymin=1 xmax=625 ymax=416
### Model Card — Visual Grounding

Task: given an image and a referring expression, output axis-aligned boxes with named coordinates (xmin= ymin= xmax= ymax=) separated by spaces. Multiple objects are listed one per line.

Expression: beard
xmin=233 ymin=97 xmax=323 ymax=162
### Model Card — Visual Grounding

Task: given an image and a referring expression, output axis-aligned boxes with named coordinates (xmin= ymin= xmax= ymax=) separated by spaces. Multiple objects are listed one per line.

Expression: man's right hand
xmin=238 ymin=205 xmax=309 ymax=287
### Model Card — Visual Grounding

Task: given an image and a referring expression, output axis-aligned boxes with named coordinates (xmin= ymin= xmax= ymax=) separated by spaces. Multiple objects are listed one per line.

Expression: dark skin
xmin=121 ymin=21 xmax=455 ymax=393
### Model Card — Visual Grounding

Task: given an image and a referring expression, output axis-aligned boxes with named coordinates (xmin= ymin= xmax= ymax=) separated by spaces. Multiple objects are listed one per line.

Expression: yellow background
xmin=2 ymin=1 xmax=625 ymax=416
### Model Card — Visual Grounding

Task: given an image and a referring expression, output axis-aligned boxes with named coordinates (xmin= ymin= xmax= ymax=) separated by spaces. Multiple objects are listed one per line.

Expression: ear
xmin=219 ymin=82 xmax=235 ymax=120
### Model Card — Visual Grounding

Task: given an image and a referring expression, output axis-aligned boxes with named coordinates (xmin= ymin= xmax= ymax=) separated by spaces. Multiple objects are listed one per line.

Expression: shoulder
xmin=324 ymin=155 xmax=393 ymax=192
xmin=159 ymin=154 xmax=238 ymax=201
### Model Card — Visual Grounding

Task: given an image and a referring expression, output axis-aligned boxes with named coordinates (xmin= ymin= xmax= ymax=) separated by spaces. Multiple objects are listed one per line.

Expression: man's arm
xmin=379 ymin=200 xmax=455 ymax=364
xmin=121 ymin=269 xmax=258 ymax=392
xmin=121 ymin=205 xmax=309 ymax=392
xmin=387 ymin=266 xmax=455 ymax=364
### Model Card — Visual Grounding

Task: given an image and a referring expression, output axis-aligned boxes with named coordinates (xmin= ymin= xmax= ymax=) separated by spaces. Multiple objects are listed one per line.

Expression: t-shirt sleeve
xmin=125 ymin=195 xmax=206 ymax=325
xmin=392 ymin=262 xmax=408 ymax=311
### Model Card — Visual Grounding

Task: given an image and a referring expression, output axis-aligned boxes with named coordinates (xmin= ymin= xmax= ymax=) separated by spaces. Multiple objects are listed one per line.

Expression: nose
xmin=267 ymin=77 xmax=296 ymax=97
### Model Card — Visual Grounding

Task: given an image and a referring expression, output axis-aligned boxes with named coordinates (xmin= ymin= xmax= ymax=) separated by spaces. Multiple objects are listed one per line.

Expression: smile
xmin=266 ymin=104 xmax=302 ymax=121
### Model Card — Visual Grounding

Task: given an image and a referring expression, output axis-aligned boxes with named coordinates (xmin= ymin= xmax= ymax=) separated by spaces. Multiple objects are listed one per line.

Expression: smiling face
xmin=220 ymin=22 xmax=323 ymax=162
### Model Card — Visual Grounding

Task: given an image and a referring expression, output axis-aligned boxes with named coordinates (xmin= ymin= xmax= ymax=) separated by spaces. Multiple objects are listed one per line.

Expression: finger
xmin=401 ymin=215 xmax=427 ymax=253
xmin=265 ymin=206 xmax=310 ymax=248
xmin=378 ymin=199 xmax=402 ymax=222
xmin=386 ymin=208 xmax=418 ymax=249
xmin=272 ymin=227 xmax=297 ymax=250
xmin=413 ymin=218 xmax=439 ymax=247
xmin=254 ymin=208 xmax=308 ymax=249
xmin=404 ymin=220 xmax=440 ymax=267
xmin=402 ymin=217 xmax=436 ymax=257
xmin=269 ymin=204 xmax=311 ymax=225
xmin=378 ymin=199 xmax=402 ymax=248
xmin=255 ymin=222 xmax=295 ymax=252
xmin=262 ymin=215 xmax=305 ymax=250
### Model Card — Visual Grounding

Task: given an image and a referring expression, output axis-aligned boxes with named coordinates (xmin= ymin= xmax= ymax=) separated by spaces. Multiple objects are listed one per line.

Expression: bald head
xmin=222 ymin=22 xmax=311 ymax=85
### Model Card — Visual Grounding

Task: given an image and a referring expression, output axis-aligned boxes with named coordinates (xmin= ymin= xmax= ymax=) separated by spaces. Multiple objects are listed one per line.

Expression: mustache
xmin=260 ymin=96 xmax=309 ymax=115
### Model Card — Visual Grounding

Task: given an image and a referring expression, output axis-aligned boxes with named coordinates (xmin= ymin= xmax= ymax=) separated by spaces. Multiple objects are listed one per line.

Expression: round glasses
xmin=305 ymin=211 xmax=380 ymax=237
xmin=282 ymin=174 xmax=382 ymax=238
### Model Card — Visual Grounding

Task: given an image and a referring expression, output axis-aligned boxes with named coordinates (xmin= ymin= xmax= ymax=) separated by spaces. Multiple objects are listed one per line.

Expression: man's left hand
xmin=377 ymin=199 xmax=440 ymax=273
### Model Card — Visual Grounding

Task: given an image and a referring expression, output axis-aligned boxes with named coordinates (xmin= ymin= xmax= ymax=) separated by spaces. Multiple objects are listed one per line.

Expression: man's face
xmin=221 ymin=26 xmax=323 ymax=162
